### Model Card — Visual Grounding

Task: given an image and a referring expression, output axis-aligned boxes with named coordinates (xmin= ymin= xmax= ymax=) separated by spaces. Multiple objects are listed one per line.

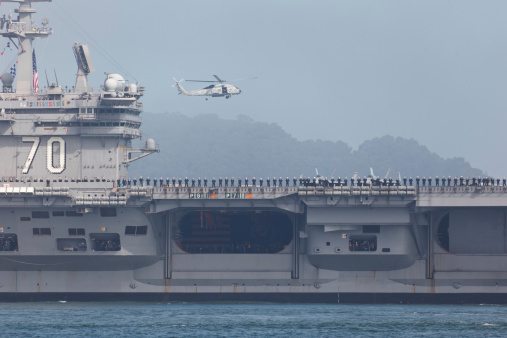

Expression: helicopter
xmin=172 ymin=75 xmax=242 ymax=100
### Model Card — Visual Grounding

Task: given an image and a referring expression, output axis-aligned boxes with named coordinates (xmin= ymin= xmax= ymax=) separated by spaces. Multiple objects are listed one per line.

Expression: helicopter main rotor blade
xmin=182 ymin=75 xmax=257 ymax=83
xmin=224 ymin=76 xmax=259 ymax=82
xmin=213 ymin=75 xmax=225 ymax=83
xmin=185 ymin=79 xmax=218 ymax=83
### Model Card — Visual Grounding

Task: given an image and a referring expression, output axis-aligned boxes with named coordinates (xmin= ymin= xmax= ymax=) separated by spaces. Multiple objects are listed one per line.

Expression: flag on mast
xmin=32 ymin=49 xmax=38 ymax=93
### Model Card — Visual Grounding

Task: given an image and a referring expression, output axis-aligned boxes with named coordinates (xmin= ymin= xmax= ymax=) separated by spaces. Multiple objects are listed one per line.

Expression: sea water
xmin=0 ymin=302 xmax=506 ymax=337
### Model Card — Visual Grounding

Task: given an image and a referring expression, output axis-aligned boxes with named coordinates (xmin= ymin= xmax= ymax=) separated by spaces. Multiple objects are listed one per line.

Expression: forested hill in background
xmin=129 ymin=113 xmax=484 ymax=180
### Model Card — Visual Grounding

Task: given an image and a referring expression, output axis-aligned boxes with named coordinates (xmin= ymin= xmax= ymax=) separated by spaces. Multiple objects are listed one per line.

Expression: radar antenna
xmin=73 ymin=43 xmax=95 ymax=92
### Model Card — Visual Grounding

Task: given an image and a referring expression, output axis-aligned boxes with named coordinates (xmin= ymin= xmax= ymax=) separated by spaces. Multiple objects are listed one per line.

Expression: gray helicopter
xmin=173 ymin=75 xmax=242 ymax=100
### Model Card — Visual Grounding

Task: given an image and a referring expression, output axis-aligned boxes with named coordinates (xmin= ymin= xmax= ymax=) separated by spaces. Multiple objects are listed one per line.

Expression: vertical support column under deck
xmin=291 ymin=214 xmax=300 ymax=279
xmin=164 ymin=212 xmax=172 ymax=279
xmin=426 ymin=212 xmax=434 ymax=279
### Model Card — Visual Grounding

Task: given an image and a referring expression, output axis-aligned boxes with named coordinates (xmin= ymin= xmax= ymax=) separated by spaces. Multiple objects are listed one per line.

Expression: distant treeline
xmin=129 ymin=112 xmax=483 ymax=180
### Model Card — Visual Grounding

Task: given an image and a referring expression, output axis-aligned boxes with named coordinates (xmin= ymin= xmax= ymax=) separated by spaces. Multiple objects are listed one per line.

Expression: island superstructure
xmin=0 ymin=0 xmax=506 ymax=303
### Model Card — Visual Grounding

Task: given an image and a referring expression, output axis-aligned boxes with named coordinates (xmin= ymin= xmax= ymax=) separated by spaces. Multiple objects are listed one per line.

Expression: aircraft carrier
xmin=0 ymin=0 xmax=506 ymax=303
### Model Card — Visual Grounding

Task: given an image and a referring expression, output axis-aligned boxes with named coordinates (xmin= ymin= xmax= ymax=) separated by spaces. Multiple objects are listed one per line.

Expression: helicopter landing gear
xmin=225 ymin=95 xmax=231 ymax=99
xmin=205 ymin=98 xmax=208 ymax=101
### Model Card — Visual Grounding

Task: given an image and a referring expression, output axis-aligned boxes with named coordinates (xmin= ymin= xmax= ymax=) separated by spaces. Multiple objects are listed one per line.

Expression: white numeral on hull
xmin=21 ymin=137 xmax=40 ymax=174
xmin=21 ymin=136 xmax=66 ymax=174
xmin=47 ymin=137 xmax=66 ymax=174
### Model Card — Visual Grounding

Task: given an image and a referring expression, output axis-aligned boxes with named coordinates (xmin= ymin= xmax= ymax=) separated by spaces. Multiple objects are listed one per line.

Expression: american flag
xmin=32 ymin=49 xmax=38 ymax=93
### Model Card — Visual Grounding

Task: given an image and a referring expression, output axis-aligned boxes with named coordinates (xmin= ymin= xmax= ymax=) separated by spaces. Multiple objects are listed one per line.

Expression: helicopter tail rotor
xmin=172 ymin=78 xmax=184 ymax=87
xmin=172 ymin=78 xmax=187 ymax=95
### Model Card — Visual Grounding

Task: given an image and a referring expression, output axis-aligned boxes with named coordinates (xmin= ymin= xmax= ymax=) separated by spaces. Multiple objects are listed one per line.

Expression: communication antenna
xmin=44 ymin=69 xmax=49 ymax=87
xmin=53 ymin=69 xmax=59 ymax=86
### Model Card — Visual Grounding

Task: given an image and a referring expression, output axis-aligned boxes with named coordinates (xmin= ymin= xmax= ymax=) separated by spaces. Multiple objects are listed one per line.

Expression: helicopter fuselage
xmin=178 ymin=83 xmax=241 ymax=98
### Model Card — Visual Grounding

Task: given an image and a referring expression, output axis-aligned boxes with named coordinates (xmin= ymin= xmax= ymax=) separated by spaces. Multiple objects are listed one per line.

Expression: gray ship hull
xmin=0 ymin=183 xmax=506 ymax=303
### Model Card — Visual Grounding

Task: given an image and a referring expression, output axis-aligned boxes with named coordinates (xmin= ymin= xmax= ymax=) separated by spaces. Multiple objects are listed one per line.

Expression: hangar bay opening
xmin=174 ymin=210 xmax=293 ymax=254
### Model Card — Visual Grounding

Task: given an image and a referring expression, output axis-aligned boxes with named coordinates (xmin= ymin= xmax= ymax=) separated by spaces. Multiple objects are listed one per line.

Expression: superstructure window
xmin=33 ymin=228 xmax=51 ymax=236
xmin=0 ymin=234 xmax=18 ymax=251
xmin=89 ymin=233 xmax=120 ymax=251
xmin=32 ymin=211 xmax=49 ymax=219
xmin=349 ymin=235 xmax=377 ymax=252
xmin=96 ymin=108 xmax=141 ymax=116
xmin=20 ymin=217 xmax=31 ymax=222
xmin=100 ymin=208 xmax=117 ymax=217
xmin=125 ymin=225 xmax=148 ymax=235
xmin=52 ymin=211 xmax=65 ymax=217
xmin=57 ymin=238 xmax=87 ymax=252
xmin=68 ymin=228 xmax=85 ymax=236
xmin=65 ymin=211 xmax=83 ymax=217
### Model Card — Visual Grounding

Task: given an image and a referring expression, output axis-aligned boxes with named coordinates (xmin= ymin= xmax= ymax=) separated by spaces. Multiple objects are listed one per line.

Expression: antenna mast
xmin=0 ymin=0 xmax=52 ymax=94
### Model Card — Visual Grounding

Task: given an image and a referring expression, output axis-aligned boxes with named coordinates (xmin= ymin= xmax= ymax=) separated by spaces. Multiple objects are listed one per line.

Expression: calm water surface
xmin=0 ymin=302 xmax=506 ymax=337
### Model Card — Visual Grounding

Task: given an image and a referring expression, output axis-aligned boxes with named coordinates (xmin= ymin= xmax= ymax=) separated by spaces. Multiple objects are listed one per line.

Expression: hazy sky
xmin=2 ymin=1 xmax=506 ymax=176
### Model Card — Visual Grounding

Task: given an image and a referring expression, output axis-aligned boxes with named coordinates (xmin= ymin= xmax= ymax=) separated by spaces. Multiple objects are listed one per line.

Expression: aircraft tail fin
xmin=384 ymin=168 xmax=392 ymax=180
